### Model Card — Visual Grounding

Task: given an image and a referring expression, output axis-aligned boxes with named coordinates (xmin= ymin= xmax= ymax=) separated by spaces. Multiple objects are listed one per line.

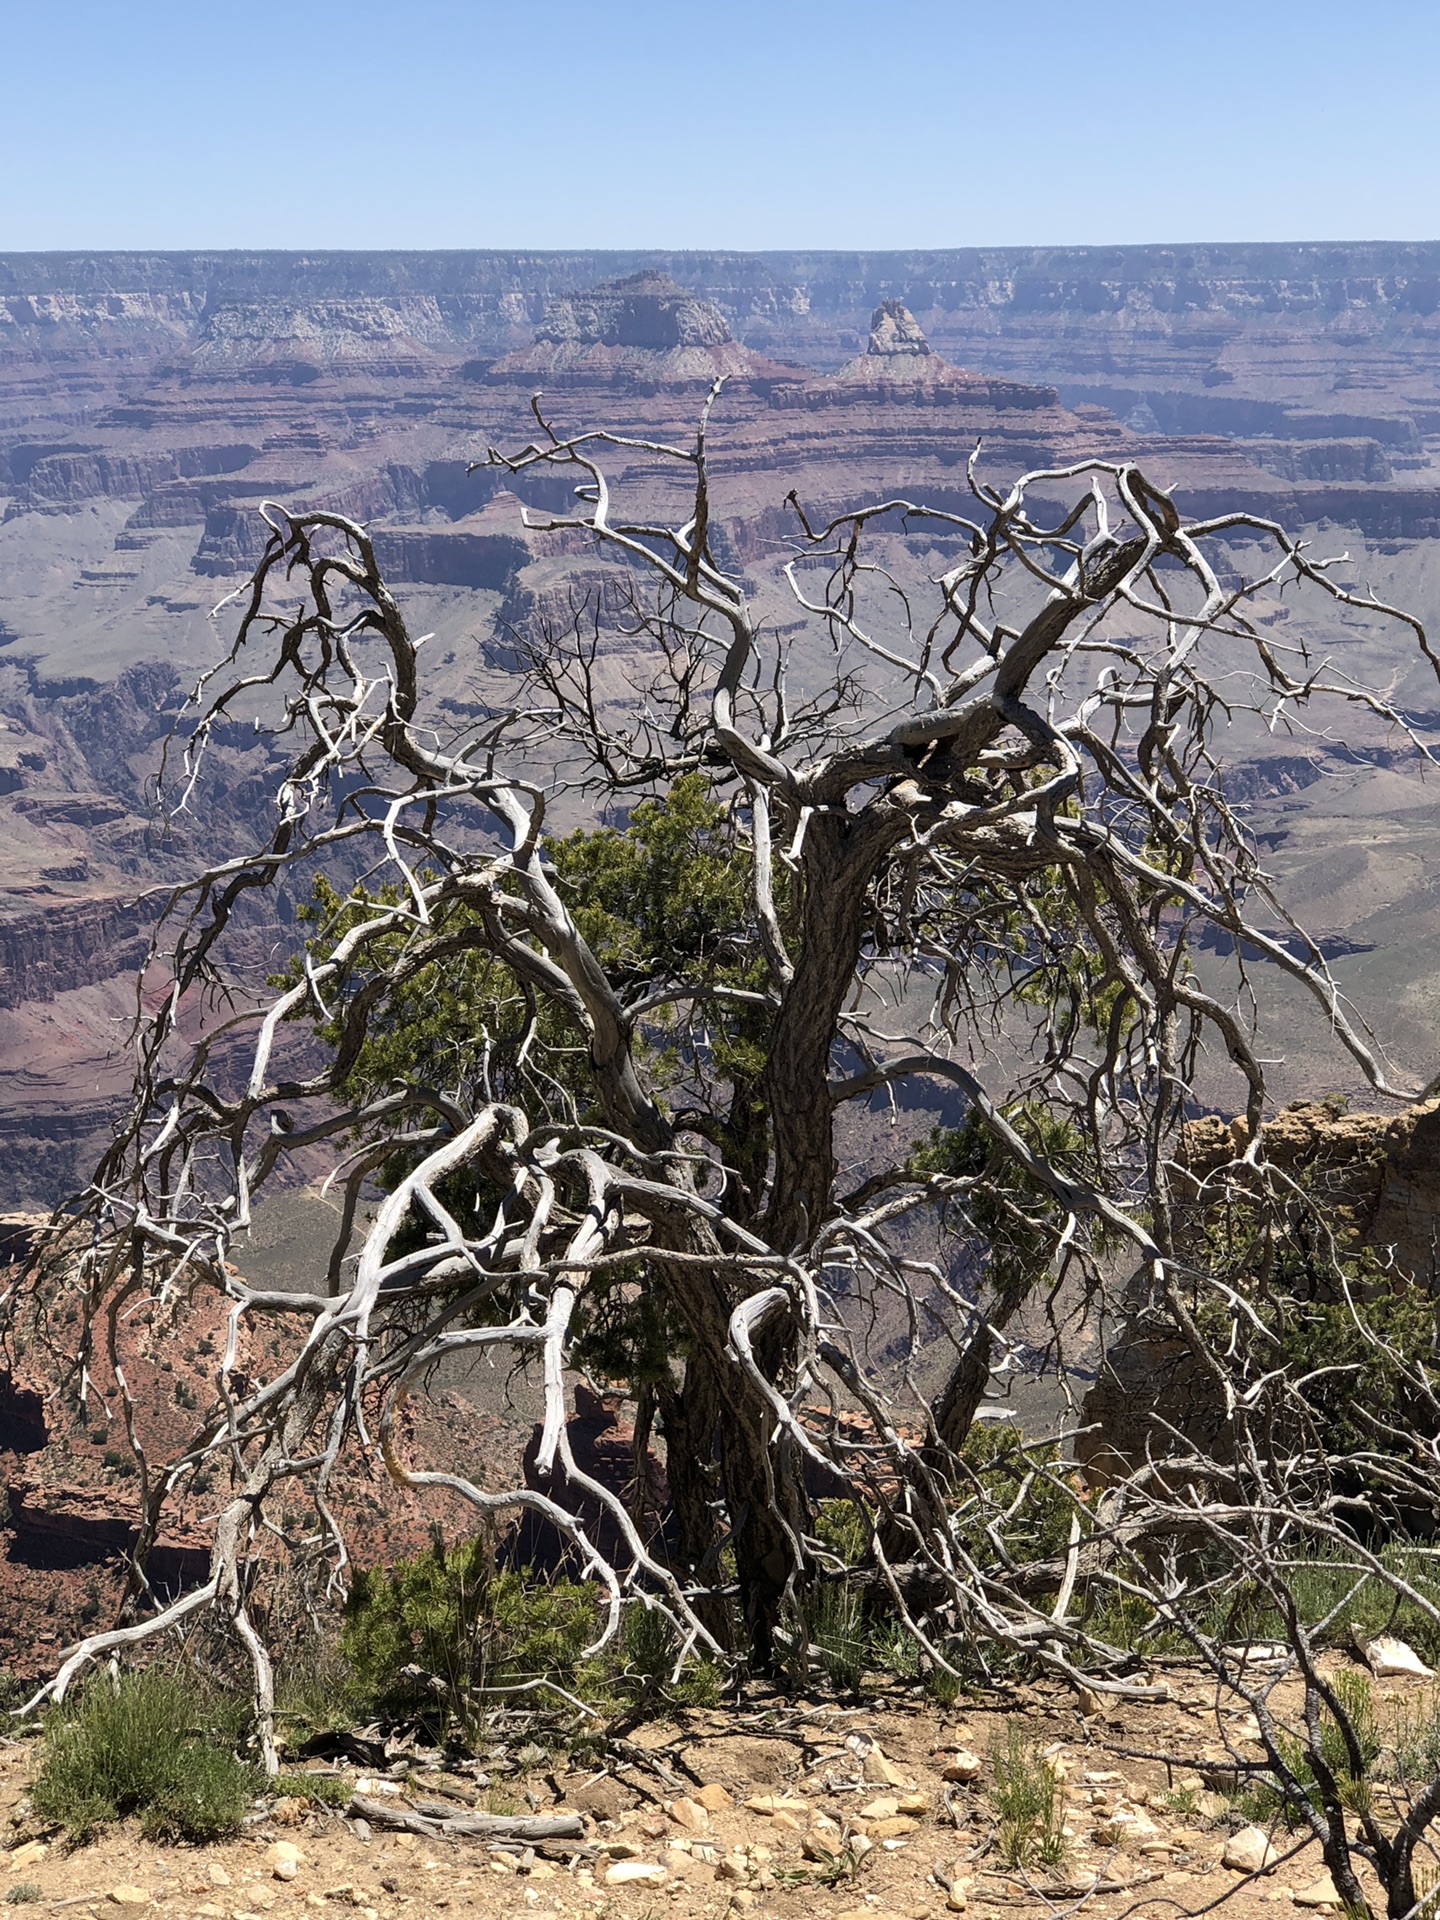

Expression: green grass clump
xmin=6 ymin=1887 xmax=42 ymax=1906
xmin=1086 ymin=1543 xmax=1440 ymax=1669
xmin=31 ymin=1667 xmax=256 ymax=1844
xmin=619 ymin=1605 xmax=721 ymax=1708
xmin=273 ymin=1638 xmax=367 ymax=1743
xmin=992 ymin=1723 xmax=1067 ymax=1869
xmin=1242 ymin=1670 xmax=1380 ymax=1826
xmin=273 ymin=1771 xmax=352 ymax=1808
xmin=802 ymin=1583 xmax=870 ymax=1693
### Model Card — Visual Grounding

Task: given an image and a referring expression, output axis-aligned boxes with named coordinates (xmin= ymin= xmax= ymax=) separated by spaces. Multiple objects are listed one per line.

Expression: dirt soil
xmin=3 ymin=1660 xmax=1422 ymax=1920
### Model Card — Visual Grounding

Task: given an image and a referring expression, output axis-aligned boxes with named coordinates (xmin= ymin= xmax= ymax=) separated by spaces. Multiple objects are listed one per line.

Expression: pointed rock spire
xmin=866 ymin=299 xmax=933 ymax=360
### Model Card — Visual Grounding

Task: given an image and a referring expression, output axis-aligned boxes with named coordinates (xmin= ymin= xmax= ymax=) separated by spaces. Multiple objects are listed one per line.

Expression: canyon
xmin=2 ymin=245 xmax=1440 ymax=1206
xmin=2 ymin=243 xmax=1440 ymax=1690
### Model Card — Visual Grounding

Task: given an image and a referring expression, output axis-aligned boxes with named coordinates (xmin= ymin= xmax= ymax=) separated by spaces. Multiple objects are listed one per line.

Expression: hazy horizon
xmin=2 ymin=0 xmax=1436 ymax=253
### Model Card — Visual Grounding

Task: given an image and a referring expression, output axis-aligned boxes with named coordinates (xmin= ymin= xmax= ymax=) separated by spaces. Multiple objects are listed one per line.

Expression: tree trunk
xmin=763 ymin=811 xmax=898 ymax=1250
xmin=931 ymin=1321 xmax=994 ymax=1455
xmin=656 ymin=1368 xmax=730 ymax=1646
xmin=653 ymin=1247 xmax=808 ymax=1672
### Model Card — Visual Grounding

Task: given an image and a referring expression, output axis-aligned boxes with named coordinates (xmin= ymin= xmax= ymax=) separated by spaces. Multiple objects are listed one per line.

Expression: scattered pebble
xmin=667 ymin=1796 xmax=710 ymax=1833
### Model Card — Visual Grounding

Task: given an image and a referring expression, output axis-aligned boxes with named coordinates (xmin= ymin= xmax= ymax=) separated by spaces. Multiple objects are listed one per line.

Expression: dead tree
xmin=9 ymin=388 xmax=1439 ymax=1770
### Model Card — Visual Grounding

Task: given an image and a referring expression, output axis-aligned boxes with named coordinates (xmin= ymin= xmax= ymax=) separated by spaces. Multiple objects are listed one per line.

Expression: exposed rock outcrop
xmin=3 ymin=250 xmax=1440 ymax=1209
xmin=835 ymin=299 xmax=935 ymax=377
xmin=486 ymin=272 xmax=805 ymax=388
xmin=1081 ymin=1099 xmax=1440 ymax=1484
xmin=0 ymin=893 xmax=149 ymax=1008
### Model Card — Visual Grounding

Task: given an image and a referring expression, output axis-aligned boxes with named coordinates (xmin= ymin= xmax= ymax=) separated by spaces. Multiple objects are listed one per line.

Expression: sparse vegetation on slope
xmin=30 ymin=1668 xmax=256 ymax=1844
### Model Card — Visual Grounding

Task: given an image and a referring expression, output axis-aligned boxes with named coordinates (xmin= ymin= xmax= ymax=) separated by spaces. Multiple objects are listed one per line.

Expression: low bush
xmin=343 ymin=1537 xmax=606 ymax=1737
xmin=618 ymin=1604 xmax=721 ymax=1708
xmin=342 ymin=1534 xmax=730 ymax=1736
xmin=272 ymin=1771 xmax=352 ymax=1808
xmin=31 ymin=1667 xmax=256 ymax=1844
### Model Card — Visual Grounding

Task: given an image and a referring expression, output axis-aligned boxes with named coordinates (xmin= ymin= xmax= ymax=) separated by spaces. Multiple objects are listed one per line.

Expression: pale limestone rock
xmin=1094 ymin=1808 xmax=1160 ymax=1847
xmin=602 ymin=1861 xmax=666 ymax=1886
xmin=6 ymin=1842 xmax=47 ymax=1872
xmin=862 ymin=1746 xmax=910 ymax=1788
xmin=744 ymin=1793 xmax=808 ymax=1816
xmin=107 ymin=1890 xmax=150 ymax=1909
xmin=1293 ymin=1872 xmax=1343 ymax=1907
xmin=694 ymin=1781 xmax=734 ymax=1812
xmin=858 ymin=1795 xmax=899 ymax=1820
xmin=869 ymin=1815 xmax=920 ymax=1838
xmin=1223 ymin=1826 xmax=1279 ymax=1873
xmin=941 ymin=1751 xmax=982 ymax=1784
xmin=1366 ymin=1635 xmax=1434 ymax=1678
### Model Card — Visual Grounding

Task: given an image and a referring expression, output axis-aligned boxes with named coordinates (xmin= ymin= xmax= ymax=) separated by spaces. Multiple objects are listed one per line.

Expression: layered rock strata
xmin=2 ymin=262 xmax=1439 ymax=1204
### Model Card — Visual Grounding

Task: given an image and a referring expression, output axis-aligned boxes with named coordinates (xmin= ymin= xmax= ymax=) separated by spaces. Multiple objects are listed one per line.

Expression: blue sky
xmin=1 ymin=0 xmax=1436 ymax=251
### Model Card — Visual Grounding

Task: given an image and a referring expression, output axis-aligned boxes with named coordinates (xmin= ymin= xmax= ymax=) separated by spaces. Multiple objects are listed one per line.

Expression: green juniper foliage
xmin=283 ymin=773 xmax=778 ymax=1379
xmin=341 ymin=1534 xmax=719 ymax=1732
xmin=343 ymin=1538 xmax=605 ymax=1733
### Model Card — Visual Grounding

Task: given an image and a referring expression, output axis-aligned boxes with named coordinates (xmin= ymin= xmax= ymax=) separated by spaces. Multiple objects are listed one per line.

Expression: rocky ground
xmin=3 ymin=1659 xmax=1426 ymax=1920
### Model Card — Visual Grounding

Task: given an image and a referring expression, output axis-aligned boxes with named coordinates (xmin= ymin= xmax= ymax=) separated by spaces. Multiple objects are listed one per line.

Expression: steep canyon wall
xmin=1 ymin=248 xmax=1439 ymax=1200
